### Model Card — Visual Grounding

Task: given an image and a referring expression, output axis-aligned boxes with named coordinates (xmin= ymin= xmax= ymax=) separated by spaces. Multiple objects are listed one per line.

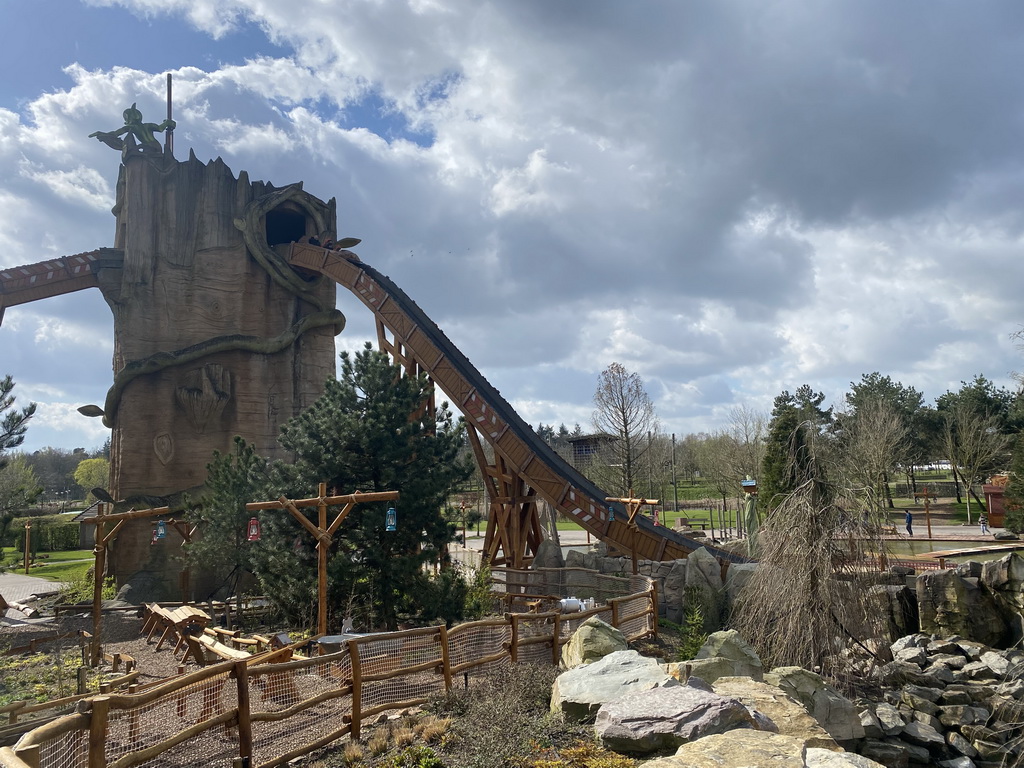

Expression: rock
xmin=938 ymin=758 xmax=976 ymax=768
xmin=765 ymin=666 xmax=865 ymax=742
xmin=694 ymin=629 xmax=763 ymax=676
xmin=860 ymin=739 xmax=909 ymax=768
xmin=564 ymin=549 xmax=586 ymax=568
xmin=639 ymin=730 xmax=807 ymax=767
xmin=994 ymin=531 xmax=1020 ymax=540
xmin=532 ymin=538 xmax=565 ymax=569
xmin=901 ymin=720 xmax=946 ymax=752
xmin=804 ymin=748 xmax=888 ymax=767
xmin=859 ymin=708 xmax=883 ymax=739
xmin=947 ymin=731 xmax=978 ymax=758
xmin=684 ymin=547 xmax=726 ymax=633
xmin=559 ymin=616 xmax=627 ymax=669
xmin=899 ymin=690 xmax=939 ymax=717
xmin=724 ymin=562 xmax=758 ymax=609
xmin=894 ymin=647 xmax=928 ymax=667
xmin=916 ymin=571 xmax=1007 ymax=647
xmin=662 ymin=560 xmax=687 ymax=624
xmin=890 ymin=634 xmax=928 ymax=655
xmin=713 ymin=677 xmax=839 ymax=749
xmin=868 ymin=585 xmax=920 ymax=641
xmin=979 ymin=650 xmax=1012 ymax=678
xmin=594 ymin=677 xmax=767 ymax=754
xmin=550 ymin=649 xmax=672 ymax=721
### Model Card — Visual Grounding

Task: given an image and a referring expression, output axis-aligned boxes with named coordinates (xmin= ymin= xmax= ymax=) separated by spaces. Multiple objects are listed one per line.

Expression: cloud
xmin=5 ymin=0 xmax=1024 ymax=456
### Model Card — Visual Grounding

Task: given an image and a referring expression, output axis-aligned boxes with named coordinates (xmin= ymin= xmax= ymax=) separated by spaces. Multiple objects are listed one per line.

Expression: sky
xmin=3 ymin=0 xmax=1024 ymax=454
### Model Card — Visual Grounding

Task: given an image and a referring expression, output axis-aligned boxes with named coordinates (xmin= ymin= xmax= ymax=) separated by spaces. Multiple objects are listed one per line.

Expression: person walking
xmin=905 ymin=510 xmax=913 ymax=537
xmin=980 ymin=513 xmax=989 ymax=535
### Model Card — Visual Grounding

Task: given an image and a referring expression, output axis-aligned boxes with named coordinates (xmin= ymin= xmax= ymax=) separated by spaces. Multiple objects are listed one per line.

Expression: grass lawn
xmin=2 ymin=547 xmax=93 ymax=582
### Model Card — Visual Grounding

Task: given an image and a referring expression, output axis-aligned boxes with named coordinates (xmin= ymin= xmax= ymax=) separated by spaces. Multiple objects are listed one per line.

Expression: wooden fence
xmin=0 ymin=577 xmax=656 ymax=768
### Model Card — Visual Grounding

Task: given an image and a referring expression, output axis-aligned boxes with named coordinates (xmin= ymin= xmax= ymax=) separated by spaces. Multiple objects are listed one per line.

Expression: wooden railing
xmin=0 ymin=577 xmax=656 ymax=768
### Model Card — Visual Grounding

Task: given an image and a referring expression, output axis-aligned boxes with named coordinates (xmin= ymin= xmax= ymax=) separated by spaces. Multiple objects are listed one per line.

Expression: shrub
xmin=59 ymin=572 xmax=116 ymax=605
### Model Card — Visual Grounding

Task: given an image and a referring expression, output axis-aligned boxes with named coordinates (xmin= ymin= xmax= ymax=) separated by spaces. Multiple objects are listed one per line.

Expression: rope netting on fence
xmin=0 ymin=569 xmax=655 ymax=768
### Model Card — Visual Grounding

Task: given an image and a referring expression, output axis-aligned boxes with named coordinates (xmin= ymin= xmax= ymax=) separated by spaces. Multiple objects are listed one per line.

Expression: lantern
xmin=653 ymin=509 xmax=660 ymax=526
xmin=155 ymin=520 xmax=167 ymax=539
xmin=385 ymin=507 xmax=397 ymax=532
xmin=150 ymin=529 xmax=158 ymax=545
xmin=608 ymin=507 xmax=615 ymax=523
xmin=247 ymin=517 xmax=262 ymax=542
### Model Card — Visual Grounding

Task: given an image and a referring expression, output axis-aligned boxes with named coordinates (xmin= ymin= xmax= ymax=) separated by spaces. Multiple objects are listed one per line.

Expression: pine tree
xmin=261 ymin=344 xmax=471 ymax=630
xmin=1004 ymin=434 xmax=1024 ymax=534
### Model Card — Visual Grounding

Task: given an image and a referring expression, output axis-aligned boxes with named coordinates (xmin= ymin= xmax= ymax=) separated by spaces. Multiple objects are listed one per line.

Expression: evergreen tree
xmin=1004 ymin=434 xmax=1024 ymax=534
xmin=188 ymin=437 xmax=271 ymax=600
xmin=0 ymin=376 xmax=36 ymax=472
xmin=760 ymin=386 xmax=832 ymax=513
xmin=257 ymin=345 xmax=471 ymax=630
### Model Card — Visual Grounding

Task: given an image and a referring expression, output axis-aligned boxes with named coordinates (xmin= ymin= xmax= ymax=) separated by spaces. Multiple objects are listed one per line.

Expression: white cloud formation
xmin=4 ymin=0 xmax=1024 ymax=455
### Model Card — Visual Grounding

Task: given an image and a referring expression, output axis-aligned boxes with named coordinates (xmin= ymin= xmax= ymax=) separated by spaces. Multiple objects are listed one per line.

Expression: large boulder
xmin=638 ymin=731 xmax=808 ymax=767
xmin=532 ymin=538 xmax=565 ymax=569
xmin=550 ymin=649 xmax=672 ymax=721
xmin=665 ymin=629 xmax=764 ymax=684
xmin=684 ymin=547 xmax=725 ymax=633
xmin=724 ymin=562 xmax=758 ymax=613
xmin=594 ymin=676 xmax=770 ymax=755
xmin=916 ymin=569 xmax=1007 ymax=647
xmin=712 ymin=677 xmax=839 ymax=750
xmin=866 ymin=584 xmax=920 ymax=641
xmin=981 ymin=553 xmax=1024 ymax=646
xmin=764 ymin=667 xmax=865 ymax=743
xmin=559 ymin=616 xmax=627 ymax=669
xmin=662 ymin=559 xmax=687 ymax=623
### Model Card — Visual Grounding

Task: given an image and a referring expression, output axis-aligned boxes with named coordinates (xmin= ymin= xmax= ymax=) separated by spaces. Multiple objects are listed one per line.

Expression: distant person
xmin=905 ymin=511 xmax=913 ymax=537
xmin=980 ymin=513 xmax=989 ymax=535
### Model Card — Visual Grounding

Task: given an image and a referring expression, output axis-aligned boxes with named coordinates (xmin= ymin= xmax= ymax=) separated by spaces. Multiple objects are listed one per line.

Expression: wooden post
xmin=920 ymin=486 xmax=934 ymax=539
xmin=605 ymin=491 xmax=658 ymax=576
xmin=88 ymin=696 xmax=110 ymax=768
xmin=23 ymin=522 xmax=30 ymax=575
xmin=508 ymin=614 xmax=519 ymax=664
xmin=234 ymin=661 xmax=253 ymax=766
xmin=551 ymin=612 xmax=561 ymax=665
xmin=348 ymin=639 xmax=362 ymax=741
xmin=91 ymin=514 xmax=106 ymax=668
xmin=437 ymin=626 xmax=452 ymax=692
xmin=650 ymin=582 xmax=659 ymax=637
xmin=249 ymin=484 xmax=397 ymax=636
xmin=317 ymin=483 xmax=329 ymax=636
xmin=610 ymin=599 xmax=620 ymax=628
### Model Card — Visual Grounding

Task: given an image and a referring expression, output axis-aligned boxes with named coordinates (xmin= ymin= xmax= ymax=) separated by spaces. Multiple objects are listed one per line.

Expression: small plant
xmin=341 ymin=740 xmax=364 ymax=766
xmin=419 ymin=716 xmax=450 ymax=744
xmin=382 ymin=745 xmax=446 ymax=768
xmin=676 ymin=587 xmax=709 ymax=660
xmin=367 ymin=727 xmax=390 ymax=756
xmin=58 ymin=571 xmax=116 ymax=605
xmin=527 ymin=739 xmax=637 ymax=768
xmin=392 ymin=725 xmax=416 ymax=748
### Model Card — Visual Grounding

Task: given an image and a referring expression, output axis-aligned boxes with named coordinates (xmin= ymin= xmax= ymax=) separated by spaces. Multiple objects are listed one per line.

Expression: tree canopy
xmin=192 ymin=345 xmax=471 ymax=631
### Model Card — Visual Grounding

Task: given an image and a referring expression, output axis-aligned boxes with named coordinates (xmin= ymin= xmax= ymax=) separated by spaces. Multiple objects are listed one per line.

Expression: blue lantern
xmin=155 ymin=520 xmax=167 ymax=539
xmin=385 ymin=507 xmax=397 ymax=532
xmin=608 ymin=507 xmax=615 ymax=523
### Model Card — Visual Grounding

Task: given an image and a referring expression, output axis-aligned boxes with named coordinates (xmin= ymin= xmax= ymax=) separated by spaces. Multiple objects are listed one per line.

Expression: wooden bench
xmin=142 ymin=604 xmax=211 ymax=655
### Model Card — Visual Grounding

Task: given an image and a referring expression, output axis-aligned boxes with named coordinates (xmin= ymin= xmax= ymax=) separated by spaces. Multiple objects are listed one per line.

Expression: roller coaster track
xmin=1 ymin=244 xmax=746 ymax=568
xmin=289 ymin=245 xmax=748 ymax=568
xmin=0 ymin=249 xmax=124 ymax=323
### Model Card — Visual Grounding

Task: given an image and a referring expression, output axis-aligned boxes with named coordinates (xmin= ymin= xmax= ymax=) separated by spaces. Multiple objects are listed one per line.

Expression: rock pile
xmin=852 ymin=632 xmax=1024 ymax=767
xmin=552 ymin=621 xmax=1024 ymax=767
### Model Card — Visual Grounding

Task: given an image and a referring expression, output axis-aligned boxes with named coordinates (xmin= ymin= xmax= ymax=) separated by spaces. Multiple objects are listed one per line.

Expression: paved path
xmin=0 ymin=572 xmax=66 ymax=623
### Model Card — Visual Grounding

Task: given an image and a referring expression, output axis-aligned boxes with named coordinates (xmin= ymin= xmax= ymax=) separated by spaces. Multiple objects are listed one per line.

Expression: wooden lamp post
xmin=246 ymin=483 xmax=399 ymax=636
xmin=605 ymin=489 xmax=658 ymax=575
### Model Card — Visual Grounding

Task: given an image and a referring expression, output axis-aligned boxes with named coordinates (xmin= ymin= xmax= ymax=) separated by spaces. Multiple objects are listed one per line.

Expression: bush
xmin=59 ymin=572 xmax=116 ymax=605
xmin=13 ymin=517 xmax=80 ymax=553
xmin=427 ymin=664 xmax=588 ymax=768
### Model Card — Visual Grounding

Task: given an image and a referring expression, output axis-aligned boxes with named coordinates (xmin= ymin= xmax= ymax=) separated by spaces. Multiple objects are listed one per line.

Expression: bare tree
xmin=591 ymin=362 xmax=660 ymax=496
xmin=942 ymin=402 xmax=1011 ymax=525
xmin=835 ymin=400 xmax=909 ymax=523
xmin=728 ymin=405 xmax=767 ymax=482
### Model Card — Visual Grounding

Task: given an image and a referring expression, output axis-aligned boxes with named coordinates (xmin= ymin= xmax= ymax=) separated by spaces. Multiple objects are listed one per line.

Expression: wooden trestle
xmin=289 ymin=244 xmax=748 ymax=569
